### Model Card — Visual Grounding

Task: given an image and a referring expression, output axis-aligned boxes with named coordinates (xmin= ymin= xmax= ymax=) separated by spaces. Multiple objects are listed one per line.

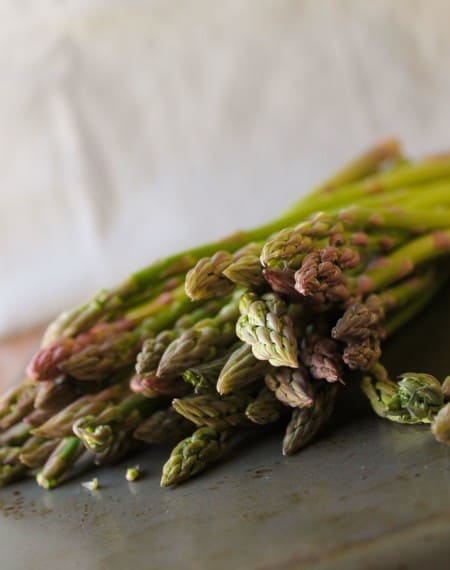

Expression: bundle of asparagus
xmin=1 ymin=138 xmax=450 ymax=489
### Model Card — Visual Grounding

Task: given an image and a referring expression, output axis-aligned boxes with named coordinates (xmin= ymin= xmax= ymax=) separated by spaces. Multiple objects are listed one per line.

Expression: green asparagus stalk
xmin=236 ymin=292 xmax=299 ymax=368
xmin=361 ymin=364 xmax=444 ymax=424
xmin=245 ymin=387 xmax=286 ymax=425
xmin=282 ymin=383 xmax=338 ymax=455
xmin=182 ymin=352 xmax=234 ymax=394
xmin=133 ymin=407 xmax=194 ymax=445
xmin=157 ymin=294 xmax=241 ymax=378
xmin=216 ymin=342 xmax=269 ymax=395
xmin=172 ymin=393 xmax=252 ymax=430
xmin=72 ymin=393 xmax=166 ymax=453
xmin=161 ymin=427 xmax=231 ymax=487
xmin=32 ymin=382 xmax=129 ymax=439
xmin=0 ymin=380 xmax=36 ymax=432
xmin=36 ymin=436 xmax=85 ymax=489
xmin=19 ymin=438 xmax=59 ymax=468
xmin=135 ymin=301 xmax=226 ymax=375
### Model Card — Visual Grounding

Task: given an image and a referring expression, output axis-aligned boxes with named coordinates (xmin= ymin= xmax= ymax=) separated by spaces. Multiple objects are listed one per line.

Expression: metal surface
xmin=1 ymin=288 xmax=449 ymax=570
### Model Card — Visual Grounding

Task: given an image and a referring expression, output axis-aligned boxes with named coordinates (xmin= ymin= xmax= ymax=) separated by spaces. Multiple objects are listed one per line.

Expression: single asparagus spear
xmin=182 ymin=352 xmax=233 ymax=394
xmin=216 ymin=342 xmax=270 ymax=395
xmin=222 ymin=243 xmax=267 ymax=290
xmin=282 ymin=383 xmax=338 ymax=455
xmin=185 ymin=251 xmax=236 ymax=300
xmin=265 ymin=366 xmax=315 ymax=408
xmin=36 ymin=436 xmax=85 ymax=489
xmin=0 ymin=380 xmax=36 ymax=432
xmin=72 ymin=393 xmax=167 ymax=454
xmin=32 ymin=382 xmax=129 ymax=438
xmin=361 ymin=364 xmax=444 ymax=423
xmin=133 ymin=407 xmax=194 ymax=445
xmin=245 ymin=387 xmax=286 ymax=425
xmin=172 ymin=393 xmax=252 ymax=430
xmin=161 ymin=427 xmax=231 ymax=487
xmin=431 ymin=402 xmax=450 ymax=445
xmin=135 ymin=300 xmax=226 ymax=375
xmin=19 ymin=438 xmax=59 ymax=469
xmin=236 ymin=292 xmax=299 ymax=368
xmin=0 ymin=422 xmax=31 ymax=446
xmin=157 ymin=294 xmax=241 ymax=378
xmin=300 ymin=323 xmax=344 ymax=383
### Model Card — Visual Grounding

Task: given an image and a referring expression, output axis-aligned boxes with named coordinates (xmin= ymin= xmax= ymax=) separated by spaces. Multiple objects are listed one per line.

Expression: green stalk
xmin=36 ymin=436 xmax=84 ymax=489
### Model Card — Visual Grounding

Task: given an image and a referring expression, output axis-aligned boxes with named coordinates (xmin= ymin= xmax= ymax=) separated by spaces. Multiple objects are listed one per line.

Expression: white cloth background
xmin=1 ymin=0 xmax=450 ymax=336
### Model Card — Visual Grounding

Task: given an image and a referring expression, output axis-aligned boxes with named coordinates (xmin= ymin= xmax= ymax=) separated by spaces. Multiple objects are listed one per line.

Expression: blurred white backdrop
xmin=1 ymin=0 xmax=450 ymax=336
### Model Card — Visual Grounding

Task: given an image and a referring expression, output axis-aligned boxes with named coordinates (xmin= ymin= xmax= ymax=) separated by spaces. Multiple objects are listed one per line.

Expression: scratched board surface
xmin=1 ymin=287 xmax=449 ymax=570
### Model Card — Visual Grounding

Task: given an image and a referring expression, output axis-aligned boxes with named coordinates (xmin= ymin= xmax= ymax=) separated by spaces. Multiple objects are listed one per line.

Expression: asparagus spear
xmin=133 ymin=407 xmax=194 ymax=445
xmin=32 ymin=382 xmax=129 ymax=439
xmin=172 ymin=393 xmax=252 ymax=430
xmin=161 ymin=427 xmax=231 ymax=487
xmin=36 ymin=436 xmax=85 ymax=489
xmin=300 ymin=328 xmax=344 ymax=383
xmin=72 ymin=393 xmax=166 ymax=454
xmin=216 ymin=342 xmax=269 ymax=395
xmin=135 ymin=301 xmax=226 ymax=375
xmin=0 ymin=380 xmax=36 ymax=432
xmin=265 ymin=366 xmax=315 ymax=408
xmin=361 ymin=364 xmax=444 ymax=424
xmin=282 ymin=383 xmax=338 ymax=455
xmin=245 ymin=387 xmax=286 ymax=425
xmin=182 ymin=352 xmax=233 ymax=394
xmin=236 ymin=292 xmax=299 ymax=368
xmin=157 ymin=294 xmax=240 ymax=378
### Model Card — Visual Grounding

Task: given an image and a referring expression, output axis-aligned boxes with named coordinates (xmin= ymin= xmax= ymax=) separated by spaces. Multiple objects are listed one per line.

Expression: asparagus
xmin=32 ymin=382 xmax=129 ymax=439
xmin=431 ymin=402 xmax=450 ymax=445
xmin=182 ymin=353 xmax=233 ymax=394
xmin=36 ymin=436 xmax=85 ymax=489
xmin=130 ymin=371 xmax=190 ymax=398
xmin=133 ymin=407 xmax=194 ymax=445
xmin=361 ymin=364 xmax=444 ymax=424
xmin=245 ymin=387 xmax=286 ymax=425
xmin=300 ymin=329 xmax=344 ymax=383
xmin=135 ymin=301 xmax=226 ymax=376
xmin=157 ymin=294 xmax=240 ymax=378
xmin=19 ymin=438 xmax=59 ymax=468
xmin=185 ymin=251 xmax=236 ymax=300
xmin=72 ymin=393 xmax=166 ymax=454
xmin=29 ymin=285 xmax=198 ymax=382
xmin=216 ymin=342 xmax=269 ymax=395
xmin=42 ymin=141 xmax=403 ymax=345
xmin=161 ymin=427 xmax=231 ymax=487
xmin=172 ymin=393 xmax=252 ymax=430
xmin=236 ymin=292 xmax=299 ymax=368
xmin=265 ymin=366 xmax=315 ymax=408
xmin=282 ymin=383 xmax=338 ymax=455
xmin=0 ymin=380 xmax=36 ymax=432
xmin=222 ymin=243 xmax=267 ymax=290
